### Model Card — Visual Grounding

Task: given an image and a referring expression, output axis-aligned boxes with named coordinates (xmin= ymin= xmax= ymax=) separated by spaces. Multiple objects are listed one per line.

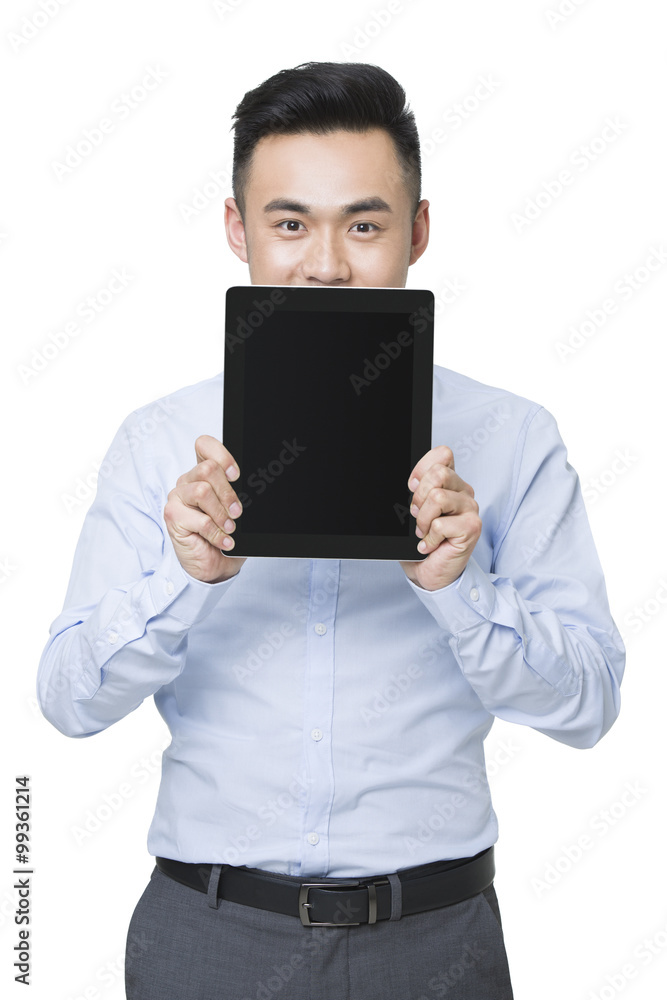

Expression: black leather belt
xmin=155 ymin=846 xmax=494 ymax=927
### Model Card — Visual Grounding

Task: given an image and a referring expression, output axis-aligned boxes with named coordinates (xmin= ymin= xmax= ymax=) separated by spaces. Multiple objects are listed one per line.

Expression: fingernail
xmin=226 ymin=465 xmax=239 ymax=480
xmin=418 ymin=541 xmax=427 ymax=552
xmin=409 ymin=478 xmax=419 ymax=490
xmin=229 ymin=502 xmax=242 ymax=517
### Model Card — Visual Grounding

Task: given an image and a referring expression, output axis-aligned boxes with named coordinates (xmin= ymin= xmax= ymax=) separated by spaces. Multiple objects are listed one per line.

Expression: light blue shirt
xmin=37 ymin=365 xmax=625 ymax=877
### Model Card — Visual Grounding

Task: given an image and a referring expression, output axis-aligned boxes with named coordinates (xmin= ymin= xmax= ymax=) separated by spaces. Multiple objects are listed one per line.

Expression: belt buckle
xmin=299 ymin=880 xmax=372 ymax=927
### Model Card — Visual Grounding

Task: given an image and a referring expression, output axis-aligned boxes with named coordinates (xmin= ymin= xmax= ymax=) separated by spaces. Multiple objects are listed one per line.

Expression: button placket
xmin=299 ymin=560 xmax=340 ymax=868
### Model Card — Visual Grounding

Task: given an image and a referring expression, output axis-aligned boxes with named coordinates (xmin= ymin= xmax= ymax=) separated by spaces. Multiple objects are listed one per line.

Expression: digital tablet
xmin=222 ymin=285 xmax=434 ymax=560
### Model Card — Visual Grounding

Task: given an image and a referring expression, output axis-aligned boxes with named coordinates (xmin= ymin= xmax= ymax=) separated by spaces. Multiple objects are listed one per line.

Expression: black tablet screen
xmin=239 ymin=309 xmax=415 ymax=536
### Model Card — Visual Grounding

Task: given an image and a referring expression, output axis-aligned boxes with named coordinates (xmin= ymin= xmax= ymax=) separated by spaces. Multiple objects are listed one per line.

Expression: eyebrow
xmin=263 ymin=197 xmax=393 ymax=216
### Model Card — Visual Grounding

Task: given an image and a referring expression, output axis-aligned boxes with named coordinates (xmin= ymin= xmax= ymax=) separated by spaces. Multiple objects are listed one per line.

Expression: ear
xmin=224 ymin=197 xmax=249 ymax=264
xmin=409 ymin=199 xmax=430 ymax=266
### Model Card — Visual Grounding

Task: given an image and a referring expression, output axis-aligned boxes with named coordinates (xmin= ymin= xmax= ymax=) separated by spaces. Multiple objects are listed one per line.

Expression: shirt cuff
xmin=147 ymin=546 xmax=243 ymax=626
xmin=405 ymin=556 xmax=495 ymax=634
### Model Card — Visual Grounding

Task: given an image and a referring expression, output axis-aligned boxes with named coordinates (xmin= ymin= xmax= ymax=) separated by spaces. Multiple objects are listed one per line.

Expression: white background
xmin=1 ymin=1 xmax=665 ymax=997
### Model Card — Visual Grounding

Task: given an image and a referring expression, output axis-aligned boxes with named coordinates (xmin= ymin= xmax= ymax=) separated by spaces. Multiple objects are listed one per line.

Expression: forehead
xmin=245 ymin=129 xmax=407 ymax=207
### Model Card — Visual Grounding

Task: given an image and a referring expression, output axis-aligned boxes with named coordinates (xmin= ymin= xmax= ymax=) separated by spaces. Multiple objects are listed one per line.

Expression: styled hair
xmin=231 ymin=61 xmax=421 ymax=220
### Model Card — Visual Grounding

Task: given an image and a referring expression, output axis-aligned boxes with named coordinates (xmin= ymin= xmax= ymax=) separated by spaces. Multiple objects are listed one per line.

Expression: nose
xmin=300 ymin=232 xmax=351 ymax=285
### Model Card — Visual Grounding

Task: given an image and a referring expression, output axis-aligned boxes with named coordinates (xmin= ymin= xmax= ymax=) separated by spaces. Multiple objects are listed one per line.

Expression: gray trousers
xmin=125 ymin=865 xmax=514 ymax=999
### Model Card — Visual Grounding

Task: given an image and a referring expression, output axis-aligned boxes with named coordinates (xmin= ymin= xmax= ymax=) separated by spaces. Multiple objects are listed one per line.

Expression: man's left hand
xmin=399 ymin=446 xmax=481 ymax=592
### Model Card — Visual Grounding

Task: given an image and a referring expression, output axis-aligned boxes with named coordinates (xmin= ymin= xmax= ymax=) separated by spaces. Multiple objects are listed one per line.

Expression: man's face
xmin=224 ymin=128 xmax=429 ymax=287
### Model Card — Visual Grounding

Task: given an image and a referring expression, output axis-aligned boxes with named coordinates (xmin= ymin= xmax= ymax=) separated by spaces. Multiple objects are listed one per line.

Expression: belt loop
xmin=207 ymin=864 xmax=223 ymax=909
xmin=387 ymin=873 xmax=402 ymax=921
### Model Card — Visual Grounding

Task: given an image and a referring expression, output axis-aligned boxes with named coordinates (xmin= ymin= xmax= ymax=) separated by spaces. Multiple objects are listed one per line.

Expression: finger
xmin=410 ymin=465 xmax=473 ymax=512
xmin=177 ymin=458 xmax=244 ymax=519
xmin=407 ymin=446 xmax=455 ymax=491
xmin=417 ymin=509 xmax=482 ymax=554
xmin=179 ymin=434 xmax=244 ymax=518
xmin=194 ymin=434 xmax=240 ymax=482
xmin=167 ymin=501 xmax=237 ymax=552
xmin=413 ymin=487 xmax=478 ymax=536
xmin=173 ymin=481 xmax=237 ymax=538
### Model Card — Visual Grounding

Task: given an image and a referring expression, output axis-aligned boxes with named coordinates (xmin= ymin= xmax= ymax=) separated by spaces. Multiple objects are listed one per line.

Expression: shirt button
xmin=307 ymin=832 xmax=320 ymax=846
xmin=470 ymin=588 xmax=480 ymax=602
xmin=311 ymin=729 xmax=323 ymax=742
xmin=314 ymin=623 xmax=327 ymax=635
xmin=107 ymin=631 xmax=119 ymax=644
xmin=165 ymin=581 xmax=174 ymax=596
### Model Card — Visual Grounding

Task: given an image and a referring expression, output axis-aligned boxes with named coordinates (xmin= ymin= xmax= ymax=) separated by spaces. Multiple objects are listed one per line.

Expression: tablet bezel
xmin=222 ymin=285 xmax=434 ymax=560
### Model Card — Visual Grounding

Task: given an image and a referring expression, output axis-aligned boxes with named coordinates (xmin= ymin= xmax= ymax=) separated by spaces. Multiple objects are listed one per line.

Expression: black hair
xmin=231 ymin=61 xmax=421 ymax=221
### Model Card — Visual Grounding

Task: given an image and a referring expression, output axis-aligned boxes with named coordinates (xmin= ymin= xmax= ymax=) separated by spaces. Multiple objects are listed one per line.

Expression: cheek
xmin=252 ymin=237 xmax=301 ymax=268
xmin=352 ymin=244 xmax=407 ymax=281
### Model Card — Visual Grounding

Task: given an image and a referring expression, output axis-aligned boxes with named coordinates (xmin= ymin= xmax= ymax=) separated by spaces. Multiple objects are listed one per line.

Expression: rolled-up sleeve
xmin=406 ymin=405 xmax=625 ymax=749
xmin=37 ymin=416 xmax=240 ymax=738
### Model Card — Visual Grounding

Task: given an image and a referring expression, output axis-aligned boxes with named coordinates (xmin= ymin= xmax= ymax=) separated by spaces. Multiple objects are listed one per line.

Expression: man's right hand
xmin=164 ymin=434 xmax=247 ymax=584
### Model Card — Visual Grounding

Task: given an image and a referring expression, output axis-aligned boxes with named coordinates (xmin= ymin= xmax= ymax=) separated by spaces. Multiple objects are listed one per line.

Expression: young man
xmin=38 ymin=62 xmax=625 ymax=999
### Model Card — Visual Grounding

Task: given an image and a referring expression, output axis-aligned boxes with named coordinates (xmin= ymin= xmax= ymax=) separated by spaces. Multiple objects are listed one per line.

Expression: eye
xmin=276 ymin=220 xmax=305 ymax=232
xmin=350 ymin=222 xmax=379 ymax=233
